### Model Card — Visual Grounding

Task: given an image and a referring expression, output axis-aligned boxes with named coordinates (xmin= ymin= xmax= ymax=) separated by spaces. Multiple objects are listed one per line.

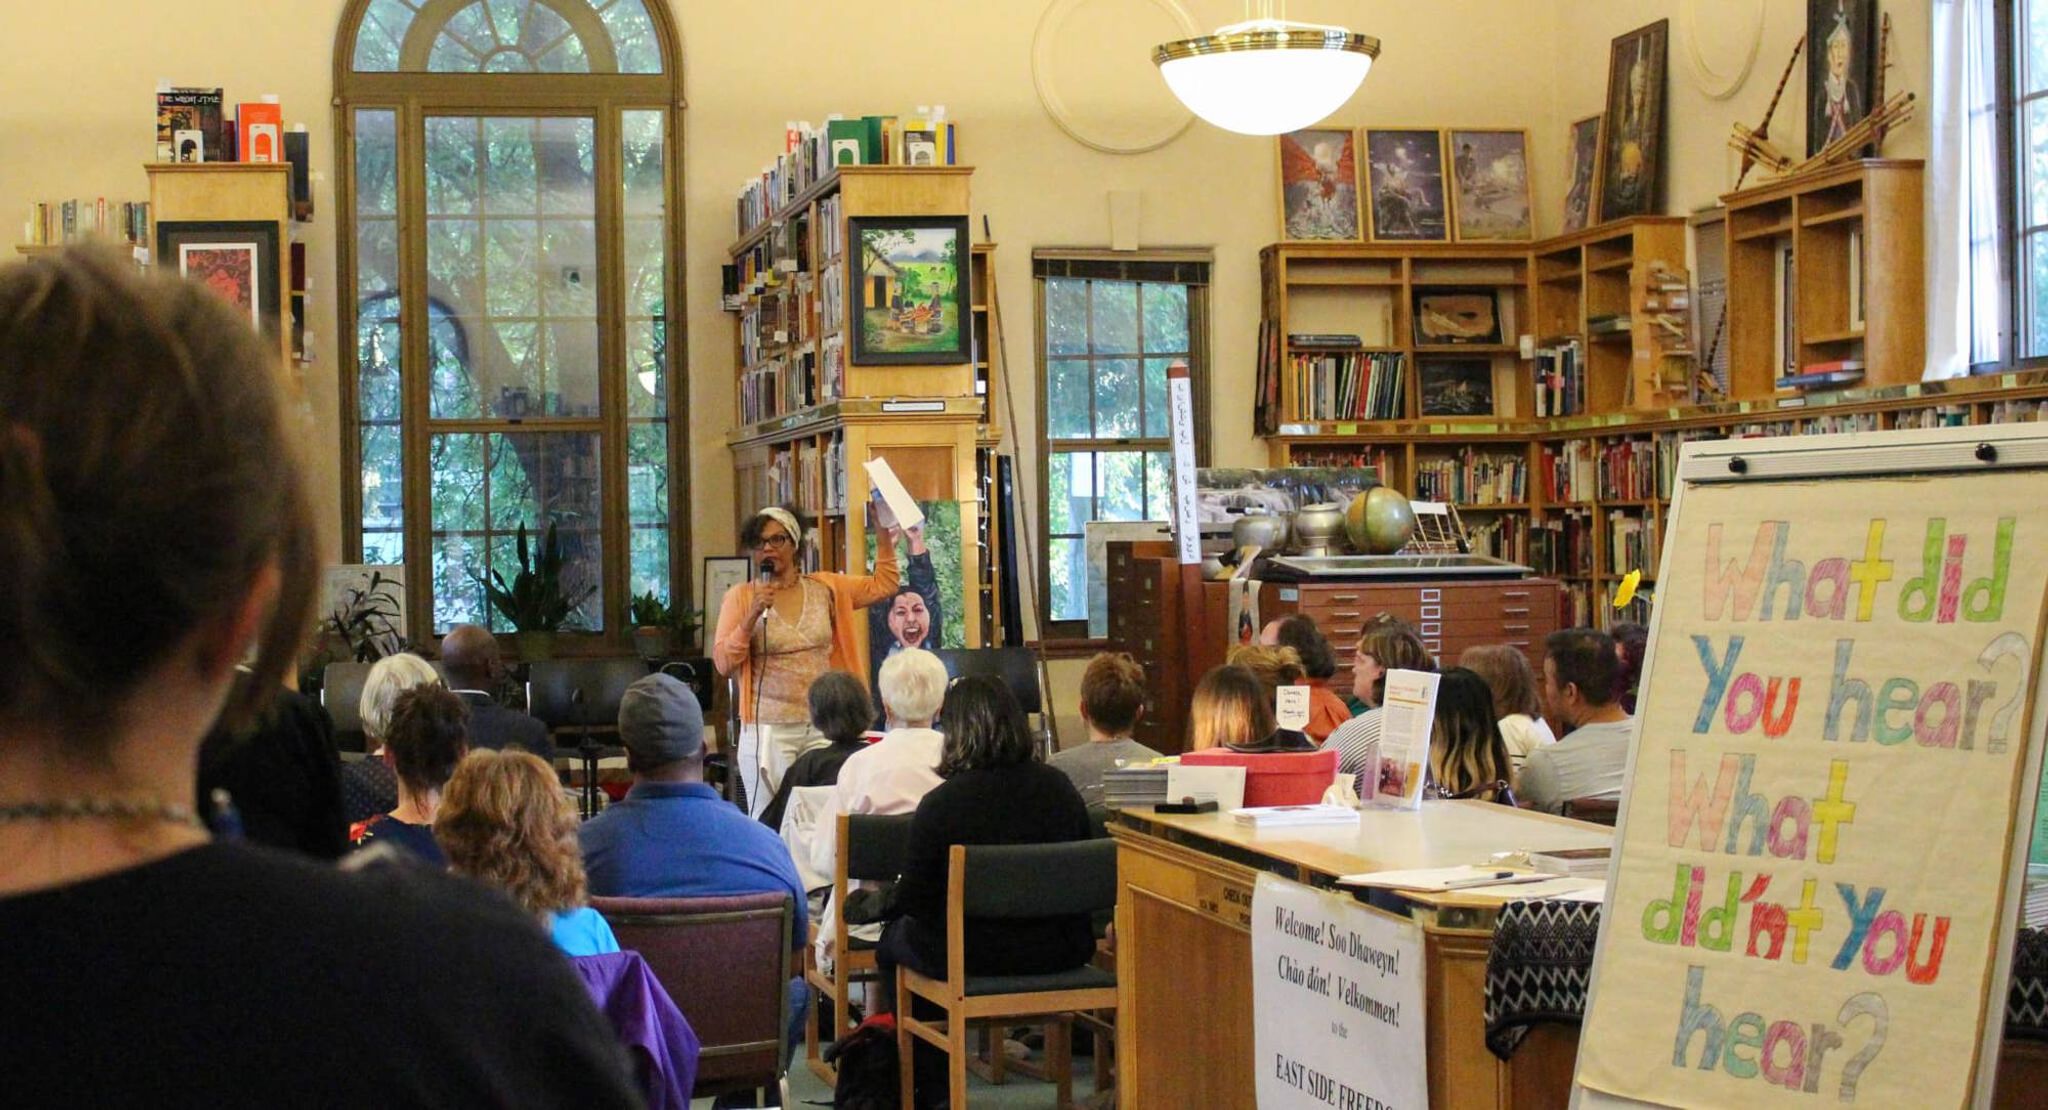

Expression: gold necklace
xmin=0 ymin=797 xmax=203 ymax=828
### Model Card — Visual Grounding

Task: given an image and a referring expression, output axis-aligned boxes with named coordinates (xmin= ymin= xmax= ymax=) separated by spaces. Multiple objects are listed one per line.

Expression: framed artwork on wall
xmin=1412 ymin=288 xmax=1502 ymax=347
xmin=1417 ymin=358 xmax=1496 ymax=416
xmin=156 ymin=219 xmax=281 ymax=339
xmin=848 ymin=215 xmax=971 ymax=365
xmin=1807 ymin=0 xmax=1876 ymax=156
xmin=1562 ymin=114 xmax=1602 ymax=233
xmin=1276 ymin=127 xmax=1363 ymax=241
xmin=701 ymin=556 xmax=754 ymax=635
xmin=1363 ymin=128 xmax=1448 ymax=243
xmin=1597 ymin=19 xmax=1668 ymax=223
xmin=1446 ymin=128 xmax=1533 ymax=242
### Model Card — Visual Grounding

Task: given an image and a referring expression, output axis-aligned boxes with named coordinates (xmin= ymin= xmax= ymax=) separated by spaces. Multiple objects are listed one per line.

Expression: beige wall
xmin=0 ymin=2 xmax=1933 ymax=722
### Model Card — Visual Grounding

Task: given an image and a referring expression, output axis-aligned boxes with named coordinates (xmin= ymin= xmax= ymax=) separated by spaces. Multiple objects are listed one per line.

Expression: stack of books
xmin=1530 ymin=847 xmax=1612 ymax=877
xmin=1229 ymin=804 xmax=1359 ymax=828
xmin=1102 ymin=765 xmax=1170 ymax=809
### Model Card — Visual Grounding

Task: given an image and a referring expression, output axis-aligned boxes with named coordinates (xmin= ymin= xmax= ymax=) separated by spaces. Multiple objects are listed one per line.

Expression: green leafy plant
xmin=630 ymin=590 xmax=701 ymax=632
xmin=476 ymin=522 xmax=594 ymax=633
xmin=329 ymin=570 xmax=408 ymax=663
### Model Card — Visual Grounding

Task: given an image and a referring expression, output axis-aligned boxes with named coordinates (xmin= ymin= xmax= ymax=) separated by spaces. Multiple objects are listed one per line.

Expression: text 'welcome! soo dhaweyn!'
xmin=1577 ymin=468 xmax=2047 ymax=1108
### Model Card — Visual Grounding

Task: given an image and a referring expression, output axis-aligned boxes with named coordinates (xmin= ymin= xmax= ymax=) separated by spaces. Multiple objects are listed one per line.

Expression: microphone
xmin=754 ymin=556 xmax=779 ymax=630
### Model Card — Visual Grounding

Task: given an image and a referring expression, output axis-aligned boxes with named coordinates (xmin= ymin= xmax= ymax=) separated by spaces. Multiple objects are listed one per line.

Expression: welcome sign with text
xmin=1576 ymin=466 xmax=2046 ymax=1107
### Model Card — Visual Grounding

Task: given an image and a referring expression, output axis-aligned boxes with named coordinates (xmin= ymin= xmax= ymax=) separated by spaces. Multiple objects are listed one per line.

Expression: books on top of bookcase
xmin=22 ymin=200 xmax=149 ymax=248
xmin=736 ymin=109 xmax=963 ymax=239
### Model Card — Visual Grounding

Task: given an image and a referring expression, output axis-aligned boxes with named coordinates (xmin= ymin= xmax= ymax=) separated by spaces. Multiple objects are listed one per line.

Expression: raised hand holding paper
xmin=862 ymin=456 xmax=924 ymax=532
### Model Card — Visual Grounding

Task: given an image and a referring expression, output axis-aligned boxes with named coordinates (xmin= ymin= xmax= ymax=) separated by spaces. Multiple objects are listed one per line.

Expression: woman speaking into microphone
xmin=712 ymin=501 xmax=900 ymax=816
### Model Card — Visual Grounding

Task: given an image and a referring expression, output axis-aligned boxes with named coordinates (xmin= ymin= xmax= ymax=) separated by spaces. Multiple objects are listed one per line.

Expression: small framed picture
xmin=1807 ymin=0 xmax=1876 ymax=156
xmin=156 ymin=219 xmax=282 ymax=339
xmin=1418 ymin=358 xmax=1497 ymax=416
xmin=702 ymin=556 xmax=755 ymax=633
xmin=1446 ymin=129 xmax=1533 ymax=242
xmin=1562 ymin=115 xmax=1602 ymax=233
xmin=1276 ymin=127 xmax=1363 ymax=241
xmin=1412 ymin=287 xmax=1502 ymax=346
xmin=848 ymin=215 xmax=971 ymax=365
xmin=1363 ymin=128 xmax=1449 ymax=242
xmin=1598 ymin=19 xmax=1669 ymax=222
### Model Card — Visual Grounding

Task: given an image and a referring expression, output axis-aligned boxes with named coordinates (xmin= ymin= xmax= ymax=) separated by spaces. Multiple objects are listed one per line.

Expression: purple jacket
xmin=572 ymin=951 xmax=700 ymax=1109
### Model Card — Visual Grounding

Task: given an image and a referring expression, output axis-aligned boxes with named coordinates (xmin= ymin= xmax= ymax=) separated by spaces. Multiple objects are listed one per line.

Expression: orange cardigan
xmin=711 ymin=534 xmax=899 ymax=721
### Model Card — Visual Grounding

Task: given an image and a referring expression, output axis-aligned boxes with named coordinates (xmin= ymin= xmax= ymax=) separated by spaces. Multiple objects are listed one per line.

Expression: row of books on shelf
xmin=1413 ymin=450 xmax=1525 ymax=505
xmin=738 ymin=346 xmax=845 ymax=426
xmin=1987 ymin=400 xmax=2048 ymax=424
xmin=23 ymin=200 xmax=148 ymax=248
xmin=1541 ymin=441 xmax=1596 ymax=504
xmin=735 ymin=109 xmax=962 ymax=237
xmin=1285 ymin=447 xmax=1393 ymax=482
xmin=1607 ymin=510 xmax=1659 ymax=578
xmin=1597 ymin=438 xmax=1657 ymax=501
xmin=1533 ymin=340 xmax=1584 ymax=418
xmin=1288 ymin=351 xmax=1406 ymax=422
xmin=766 ymin=433 xmax=850 ymax=517
xmin=1465 ymin=514 xmax=1530 ymax=564
xmin=1529 ymin=510 xmax=1595 ymax=579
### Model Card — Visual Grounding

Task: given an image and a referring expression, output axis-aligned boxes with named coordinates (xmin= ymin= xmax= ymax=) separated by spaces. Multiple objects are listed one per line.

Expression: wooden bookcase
xmin=1530 ymin=217 xmax=1689 ymax=410
xmin=1722 ymin=159 xmax=1924 ymax=396
xmin=145 ymin=162 xmax=294 ymax=373
xmin=725 ymin=164 xmax=991 ymax=646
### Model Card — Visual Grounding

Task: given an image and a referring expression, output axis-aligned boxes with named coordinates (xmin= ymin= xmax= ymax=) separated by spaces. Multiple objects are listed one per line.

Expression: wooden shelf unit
xmin=725 ymin=164 xmax=991 ymax=646
xmin=1529 ymin=217 xmax=1688 ymax=412
xmin=145 ymin=162 xmax=294 ymax=373
xmin=1721 ymin=159 xmax=1923 ymax=398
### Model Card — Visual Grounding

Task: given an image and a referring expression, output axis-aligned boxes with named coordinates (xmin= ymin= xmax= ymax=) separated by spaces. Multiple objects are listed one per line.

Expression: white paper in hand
xmin=862 ymin=456 xmax=925 ymax=532
xmin=1274 ymin=685 xmax=1311 ymax=732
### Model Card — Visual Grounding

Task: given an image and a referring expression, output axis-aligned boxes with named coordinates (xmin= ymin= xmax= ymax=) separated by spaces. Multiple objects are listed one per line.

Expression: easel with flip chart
xmin=1572 ymin=425 xmax=2048 ymax=1109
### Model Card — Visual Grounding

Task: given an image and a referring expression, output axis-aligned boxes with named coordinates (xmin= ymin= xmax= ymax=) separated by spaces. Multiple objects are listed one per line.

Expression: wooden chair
xmin=896 ymin=840 xmax=1120 ymax=1109
xmin=1562 ymin=796 xmax=1620 ymax=826
xmin=804 ymin=812 xmax=914 ymax=1083
xmin=592 ymin=892 xmax=795 ymax=1106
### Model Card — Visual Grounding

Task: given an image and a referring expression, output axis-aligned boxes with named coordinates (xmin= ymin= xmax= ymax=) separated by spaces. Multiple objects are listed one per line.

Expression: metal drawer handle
xmin=1502 ymin=623 xmax=1531 ymax=633
xmin=1326 ymin=594 xmax=1361 ymax=602
xmin=1501 ymin=607 xmax=1530 ymax=615
xmin=1500 ymin=590 xmax=1530 ymax=598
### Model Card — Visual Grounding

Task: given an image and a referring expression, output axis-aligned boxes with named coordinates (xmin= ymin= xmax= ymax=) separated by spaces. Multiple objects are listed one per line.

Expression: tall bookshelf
xmin=145 ymin=162 xmax=295 ymax=373
xmin=726 ymin=164 xmax=991 ymax=646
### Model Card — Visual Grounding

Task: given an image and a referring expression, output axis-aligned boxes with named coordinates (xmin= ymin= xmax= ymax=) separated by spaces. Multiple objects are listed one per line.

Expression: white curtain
xmin=1929 ymin=0 xmax=2004 ymax=377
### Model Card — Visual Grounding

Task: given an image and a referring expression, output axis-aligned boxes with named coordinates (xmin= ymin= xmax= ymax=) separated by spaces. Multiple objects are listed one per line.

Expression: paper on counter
xmin=1165 ymin=764 xmax=1247 ymax=812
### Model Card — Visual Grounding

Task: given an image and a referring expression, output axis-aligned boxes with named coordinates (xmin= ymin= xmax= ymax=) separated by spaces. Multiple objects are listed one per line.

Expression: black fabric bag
xmin=826 ymin=1014 xmax=899 ymax=1110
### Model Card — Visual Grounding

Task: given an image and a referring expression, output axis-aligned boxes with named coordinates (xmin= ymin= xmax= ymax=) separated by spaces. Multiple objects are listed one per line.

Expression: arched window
xmin=335 ymin=0 xmax=682 ymax=644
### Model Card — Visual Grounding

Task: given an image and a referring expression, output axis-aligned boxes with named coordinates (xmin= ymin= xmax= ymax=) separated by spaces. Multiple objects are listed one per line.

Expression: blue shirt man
xmin=580 ymin=674 xmax=808 ymax=941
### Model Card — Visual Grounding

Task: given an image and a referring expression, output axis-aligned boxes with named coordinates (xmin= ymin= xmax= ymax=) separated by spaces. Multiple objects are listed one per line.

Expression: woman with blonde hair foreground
xmin=437 ymin=748 xmax=620 ymax=957
xmin=0 ymin=249 xmax=634 ymax=1104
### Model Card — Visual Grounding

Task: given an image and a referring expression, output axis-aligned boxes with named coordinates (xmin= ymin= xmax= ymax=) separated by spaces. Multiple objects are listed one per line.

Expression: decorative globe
xmin=1344 ymin=487 xmax=1416 ymax=554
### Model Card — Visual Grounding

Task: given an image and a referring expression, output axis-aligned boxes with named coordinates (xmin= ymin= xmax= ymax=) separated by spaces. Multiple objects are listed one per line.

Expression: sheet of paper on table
xmin=1445 ymin=876 xmax=1607 ymax=903
xmin=1165 ymin=764 xmax=1247 ymax=812
xmin=1336 ymin=864 xmax=1553 ymax=892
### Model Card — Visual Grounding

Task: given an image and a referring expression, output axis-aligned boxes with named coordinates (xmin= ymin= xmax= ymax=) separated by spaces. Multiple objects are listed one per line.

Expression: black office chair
xmin=526 ymin=658 xmax=650 ymax=817
xmin=319 ymin=662 xmax=376 ymax=753
xmin=933 ymin=648 xmax=1050 ymax=752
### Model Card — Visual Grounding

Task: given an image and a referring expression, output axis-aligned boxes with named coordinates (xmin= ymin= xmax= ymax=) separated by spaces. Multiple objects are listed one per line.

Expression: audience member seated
xmin=1519 ymin=629 xmax=1634 ymax=814
xmin=759 ymin=669 xmax=872 ymax=833
xmin=438 ymin=748 xmax=619 ymax=957
xmin=876 ymin=676 xmax=1095 ymax=1009
xmin=350 ymin=685 xmax=468 ymax=865
xmin=1425 ymin=668 xmax=1516 ymax=805
xmin=0 ymin=247 xmax=635 ymax=1104
xmin=1610 ymin=620 xmax=1648 ymax=715
xmin=1323 ymin=615 xmax=1437 ymax=776
xmin=441 ymin=623 xmax=556 ymax=763
xmin=577 ymin=672 xmax=810 ymax=1077
xmin=810 ymin=648 xmax=949 ymax=972
xmin=1188 ymin=664 xmax=1279 ymax=751
xmin=340 ymin=651 xmax=442 ymax=825
xmin=1262 ymin=615 xmax=1353 ymax=742
xmin=1225 ymin=644 xmax=1316 ymax=751
xmin=198 ymin=670 xmax=346 ymax=859
xmin=1049 ymin=652 xmax=1163 ymax=809
xmin=1459 ymin=644 xmax=1556 ymax=784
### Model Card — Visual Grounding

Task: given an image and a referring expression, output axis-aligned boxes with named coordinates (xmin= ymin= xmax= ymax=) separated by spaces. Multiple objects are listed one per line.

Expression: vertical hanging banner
xmin=1167 ymin=362 xmax=1201 ymax=566
xmin=1575 ymin=428 xmax=2048 ymax=1108
xmin=1252 ymin=874 xmax=1427 ymax=1110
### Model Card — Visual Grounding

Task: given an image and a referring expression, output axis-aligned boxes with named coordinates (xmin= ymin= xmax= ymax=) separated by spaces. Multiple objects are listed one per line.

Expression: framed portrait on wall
xmin=848 ymin=215 xmax=971 ymax=365
xmin=1597 ymin=19 xmax=1668 ymax=223
xmin=1562 ymin=114 xmax=1602 ymax=233
xmin=156 ymin=219 xmax=281 ymax=339
xmin=701 ymin=556 xmax=754 ymax=638
xmin=1807 ymin=0 xmax=1876 ymax=156
xmin=1363 ymin=128 xmax=1449 ymax=242
xmin=1276 ymin=127 xmax=1363 ymax=241
xmin=1446 ymin=128 xmax=1533 ymax=242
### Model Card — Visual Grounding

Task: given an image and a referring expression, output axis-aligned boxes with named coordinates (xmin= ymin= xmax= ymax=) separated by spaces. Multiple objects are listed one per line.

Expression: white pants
xmin=737 ymin=721 xmax=829 ymax=818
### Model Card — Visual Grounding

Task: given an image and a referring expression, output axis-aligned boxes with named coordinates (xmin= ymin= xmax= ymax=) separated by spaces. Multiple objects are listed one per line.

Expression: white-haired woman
xmin=712 ymin=501 xmax=901 ymax=816
xmin=340 ymin=652 xmax=443 ymax=824
xmin=807 ymin=647 xmax=949 ymax=970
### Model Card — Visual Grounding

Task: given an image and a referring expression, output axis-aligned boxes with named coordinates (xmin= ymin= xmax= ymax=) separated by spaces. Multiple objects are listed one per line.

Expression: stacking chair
xmin=319 ymin=661 xmax=375 ymax=752
xmin=1561 ymin=796 xmax=1620 ymax=826
xmin=804 ymin=812 xmax=915 ymax=1083
xmin=591 ymin=892 xmax=795 ymax=1106
xmin=896 ymin=840 xmax=1120 ymax=1109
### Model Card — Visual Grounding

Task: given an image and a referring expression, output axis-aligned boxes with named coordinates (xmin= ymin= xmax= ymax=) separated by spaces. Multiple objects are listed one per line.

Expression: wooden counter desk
xmin=1109 ymin=801 xmax=1611 ymax=1109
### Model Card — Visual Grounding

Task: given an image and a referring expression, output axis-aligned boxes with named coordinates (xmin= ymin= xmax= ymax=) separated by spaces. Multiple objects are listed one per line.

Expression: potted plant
xmin=301 ymin=569 xmax=410 ymax=696
xmin=629 ymin=591 xmax=704 ymax=660
xmin=476 ymin=522 xmax=593 ymax=661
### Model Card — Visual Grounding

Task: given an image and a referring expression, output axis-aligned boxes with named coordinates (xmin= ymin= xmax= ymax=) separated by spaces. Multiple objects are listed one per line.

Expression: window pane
xmin=597 ymin=0 xmax=664 ymax=73
xmin=1095 ymin=451 xmax=1147 ymax=522
xmin=1046 ymin=277 xmax=1088 ymax=355
xmin=1144 ymin=451 xmax=1172 ymax=519
xmin=430 ymin=431 xmax=603 ymax=632
xmin=1049 ymin=537 xmax=1087 ymax=622
xmin=1047 ymin=451 xmax=1086 ymax=535
xmin=628 ymin=422 xmax=669 ymax=525
xmin=426 ymin=116 xmax=600 ymax=421
xmin=1142 ymin=282 xmax=1189 ymax=351
xmin=631 ymin=527 xmax=670 ymax=602
xmin=1142 ymin=356 xmax=1172 ymax=437
xmin=623 ymin=110 xmax=669 ymax=420
xmin=2031 ymin=0 xmax=2048 ymax=95
xmin=2030 ymin=99 xmax=2048 ymax=228
xmin=362 ymin=424 xmax=406 ymax=563
xmin=357 ymin=108 xmax=403 ymax=561
xmin=352 ymin=0 xmax=419 ymax=72
xmin=1092 ymin=280 xmax=1138 ymax=354
xmin=1048 ymin=358 xmax=1091 ymax=439
xmin=2030 ymin=235 xmax=2048 ymax=358
xmin=1093 ymin=358 xmax=1140 ymax=438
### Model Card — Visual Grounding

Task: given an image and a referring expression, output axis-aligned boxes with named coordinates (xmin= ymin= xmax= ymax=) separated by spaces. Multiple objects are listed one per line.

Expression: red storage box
xmin=1179 ymin=748 xmax=1340 ymax=808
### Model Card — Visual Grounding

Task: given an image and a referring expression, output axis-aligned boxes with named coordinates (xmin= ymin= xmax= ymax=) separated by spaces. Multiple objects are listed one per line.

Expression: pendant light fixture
xmin=1153 ymin=2 xmax=1380 ymax=136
